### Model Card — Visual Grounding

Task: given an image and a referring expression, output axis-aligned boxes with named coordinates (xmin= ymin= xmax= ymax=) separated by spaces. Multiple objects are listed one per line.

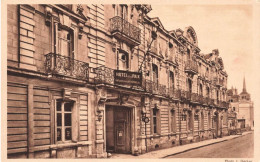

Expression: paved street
xmin=166 ymin=132 xmax=254 ymax=158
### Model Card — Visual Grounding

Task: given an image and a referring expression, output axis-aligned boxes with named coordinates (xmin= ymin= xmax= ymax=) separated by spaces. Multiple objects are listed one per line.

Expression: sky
xmin=148 ymin=4 xmax=258 ymax=102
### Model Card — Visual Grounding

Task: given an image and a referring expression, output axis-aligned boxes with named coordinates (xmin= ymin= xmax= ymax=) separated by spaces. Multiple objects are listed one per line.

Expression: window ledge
xmin=95 ymin=140 xmax=104 ymax=144
xmin=50 ymin=142 xmax=78 ymax=150
xmin=77 ymin=141 xmax=92 ymax=146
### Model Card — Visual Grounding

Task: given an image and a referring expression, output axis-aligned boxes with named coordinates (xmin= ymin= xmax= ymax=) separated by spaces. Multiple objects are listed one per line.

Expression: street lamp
xmin=141 ymin=103 xmax=150 ymax=153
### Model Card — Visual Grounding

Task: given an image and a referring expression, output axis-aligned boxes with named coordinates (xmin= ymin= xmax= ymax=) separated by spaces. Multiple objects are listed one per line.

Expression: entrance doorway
xmin=106 ymin=106 xmax=131 ymax=153
xmin=213 ymin=113 xmax=219 ymax=137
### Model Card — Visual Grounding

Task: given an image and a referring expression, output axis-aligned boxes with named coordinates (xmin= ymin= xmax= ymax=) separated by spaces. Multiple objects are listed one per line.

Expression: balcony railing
xmin=185 ymin=60 xmax=198 ymax=74
xmin=45 ymin=53 xmax=89 ymax=80
xmin=180 ymin=91 xmax=191 ymax=101
xmin=191 ymin=93 xmax=199 ymax=103
xmin=110 ymin=16 xmax=141 ymax=45
xmin=144 ymin=80 xmax=167 ymax=96
xmin=93 ymin=66 xmax=225 ymax=107
xmin=94 ymin=66 xmax=114 ymax=84
xmin=213 ymin=77 xmax=225 ymax=87
xmin=218 ymin=101 xmax=229 ymax=108
xmin=168 ymin=87 xmax=181 ymax=99
xmin=203 ymin=97 xmax=210 ymax=105
xmin=198 ymin=95 xmax=204 ymax=104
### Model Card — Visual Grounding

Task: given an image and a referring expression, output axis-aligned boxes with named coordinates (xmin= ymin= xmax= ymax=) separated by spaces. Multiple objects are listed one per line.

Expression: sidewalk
xmin=110 ymin=131 xmax=253 ymax=159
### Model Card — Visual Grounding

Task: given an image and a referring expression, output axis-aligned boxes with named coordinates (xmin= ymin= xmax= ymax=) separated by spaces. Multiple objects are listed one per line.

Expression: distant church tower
xmin=237 ymin=76 xmax=254 ymax=129
xmin=227 ymin=76 xmax=254 ymax=129
xmin=240 ymin=77 xmax=251 ymax=101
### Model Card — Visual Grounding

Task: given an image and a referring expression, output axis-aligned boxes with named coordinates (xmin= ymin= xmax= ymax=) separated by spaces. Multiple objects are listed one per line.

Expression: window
xmin=152 ymin=108 xmax=159 ymax=134
xmin=188 ymin=79 xmax=192 ymax=93
xmin=201 ymin=112 xmax=204 ymax=130
xmin=120 ymin=5 xmax=128 ymax=20
xmin=188 ymin=111 xmax=192 ymax=130
xmin=152 ymin=64 xmax=159 ymax=87
xmin=169 ymin=71 xmax=174 ymax=90
xmin=216 ymin=90 xmax=219 ymax=101
xmin=187 ymin=48 xmax=191 ymax=60
xmin=181 ymin=113 xmax=187 ymax=121
xmin=199 ymin=84 xmax=203 ymax=96
xmin=170 ymin=110 xmax=176 ymax=133
xmin=194 ymin=114 xmax=199 ymax=121
xmin=208 ymin=112 xmax=211 ymax=129
xmin=55 ymin=24 xmax=74 ymax=57
xmin=206 ymin=87 xmax=210 ymax=98
xmin=56 ymin=99 xmax=76 ymax=142
xmin=118 ymin=51 xmax=129 ymax=70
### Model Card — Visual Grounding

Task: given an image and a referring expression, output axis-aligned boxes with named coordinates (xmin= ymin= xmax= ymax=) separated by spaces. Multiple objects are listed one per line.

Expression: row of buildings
xmin=7 ymin=4 xmax=230 ymax=158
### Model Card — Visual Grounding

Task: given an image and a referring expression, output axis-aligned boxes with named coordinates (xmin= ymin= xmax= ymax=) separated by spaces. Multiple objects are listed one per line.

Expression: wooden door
xmin=114 ymin=107 xmax=131 ymax=153
xmin=213 ymin=115 xmax=219 ymax=137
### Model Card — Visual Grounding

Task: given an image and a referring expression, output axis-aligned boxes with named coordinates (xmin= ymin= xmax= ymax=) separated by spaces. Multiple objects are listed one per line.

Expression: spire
xmin=243 ymin=76 xmax=247 ymax=93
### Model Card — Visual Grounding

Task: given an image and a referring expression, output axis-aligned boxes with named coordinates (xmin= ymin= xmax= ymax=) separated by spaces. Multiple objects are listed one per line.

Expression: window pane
xmin=153 ymin=117 xmax=157 ymax=125
xmin=64 ymin=102 xmax=73 ymax=112
xmin=56 ymin=101 xmax=62 ymax=111
xmin=65 ymin=113 xmax=71 ymax=126
xmin=65 ymin=127 xmax=72 ymax=140
xmin=57 ymin=113 xmax=62 ymax=126
xmin=153 ymin=109 xmax=157 ymax=116
xmin=57 ymin=128 xmax=61 ymax=141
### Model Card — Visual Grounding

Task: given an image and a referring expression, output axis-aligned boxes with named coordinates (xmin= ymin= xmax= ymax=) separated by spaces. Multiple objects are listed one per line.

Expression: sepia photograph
xmin=1 ymin=1 xmax=260 ymax=161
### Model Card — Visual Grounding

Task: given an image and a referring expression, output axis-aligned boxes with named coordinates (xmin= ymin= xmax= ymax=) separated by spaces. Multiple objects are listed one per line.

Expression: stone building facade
xmin=6 ymin=4 xmax=229 ymax=158
xmin=227 ymin=78 xmax=254 ymax=130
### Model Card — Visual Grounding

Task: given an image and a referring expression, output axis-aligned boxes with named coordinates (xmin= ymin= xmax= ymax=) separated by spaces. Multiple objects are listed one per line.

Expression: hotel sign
xmin=114 ymin=70 xmax=142 ymax=86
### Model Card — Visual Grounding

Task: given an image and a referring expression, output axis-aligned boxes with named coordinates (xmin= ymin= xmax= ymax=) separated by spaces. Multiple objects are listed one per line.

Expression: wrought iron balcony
xmin=191 ymin=93 xmax=199 ymax=103
xmin=144 ymin=80 xmax=167 ymax=96
xmin=209 ymin=99 xmax=215 ymax=106
xmin=185 ymin=60 xmax=198 ymax=75
xmin=180 ymin=90 xmax=191 ymax=101
xmin=218 ymin=101 xmax=229 ymax=108
xmin=110 ymin=16 xmax=141 ymax=46
xmin=213 ymin=77 xmax=224 ymax=87
xmin=168 ymin=87 xmax=181 ymax=100
xmin=158 ymin=84 xmax=167 ymax=96
xmin=94 ymin=66 xmax=114 ymax=85
xmin=203 ymin=97 xmax=210 ymax=105
xmin=45 ymin=53 xmax=89 ymax=81
xmin=198 ymin=95 xmax=204 ymax=104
